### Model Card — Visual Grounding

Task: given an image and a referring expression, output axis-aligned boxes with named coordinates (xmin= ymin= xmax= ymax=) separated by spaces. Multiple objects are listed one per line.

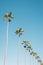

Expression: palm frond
xmin=26 ymin=45 xmax=32 ymax=52
xmin=11 ymin=15 xmax=14 ymax=18
xmin=35 ymin=55 xmax=40 ymax=59
xmin=8 ymin=12 xmax=12 ymax=17
xmin=4 ymin=14 xmax=7 ymax=19
xmin=15 ymin=28 xmax=24 ymax=37
xmin=27 ymin=45 xmax=32 ymax=50
xmin=38 ymin=59 xmax=42 ymax=63
xmin=15 ymin=30 xmax=19 ymax=34
xmin=23 ymin=40 xmax=30 ymax=44
xmin=30 ymin=51 xmax=34 ymax=55
xmin=19 ymin=28 xmax=24 ymax=33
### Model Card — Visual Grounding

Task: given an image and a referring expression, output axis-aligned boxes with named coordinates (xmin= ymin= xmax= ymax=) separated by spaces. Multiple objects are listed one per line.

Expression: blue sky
xmin=0 ymin=0 xmax=43 ymax=65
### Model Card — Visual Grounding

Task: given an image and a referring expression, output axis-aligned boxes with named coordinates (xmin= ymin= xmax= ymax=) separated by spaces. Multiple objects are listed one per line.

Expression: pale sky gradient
xmin=0 ymin=0 xmax=43 ymax=65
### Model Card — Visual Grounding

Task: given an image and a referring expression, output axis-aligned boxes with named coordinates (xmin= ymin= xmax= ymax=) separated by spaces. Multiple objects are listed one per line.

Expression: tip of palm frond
xmin=3 ymin=14 xmax=7 ymax=20
xmin=3 ymin=17 xmax=6 ymax=20
xmin=15 ymin=30 xmax=19 ymax=34
xmin=11 ymin=15 xmax=14 ymax=18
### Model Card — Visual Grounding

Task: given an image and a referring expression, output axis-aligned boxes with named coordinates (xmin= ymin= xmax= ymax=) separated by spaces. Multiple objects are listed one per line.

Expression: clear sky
xmin=0 ymin=0 xmax=43 ymax=65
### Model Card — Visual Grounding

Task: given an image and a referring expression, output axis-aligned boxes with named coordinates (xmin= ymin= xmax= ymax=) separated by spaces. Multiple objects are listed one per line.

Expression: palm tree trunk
xmin=34 ymin=57 xmax=36 ymax=65
xmin=17 ymin=36 xmax=20 ymax=65
xmin=24 ymin=50 xmax=26 ymax=65
xmin=30 ymin=54 xmax=31 ymax=65
xmin=4 ymin=22 xmax=9 ymax=65
xmin=34 ymin=57 xmax=37 ymax=65
xmin=4 ymin=52 xmax=6 ymax=65
xmin=32 ymin=56 xmax=34 ymax=65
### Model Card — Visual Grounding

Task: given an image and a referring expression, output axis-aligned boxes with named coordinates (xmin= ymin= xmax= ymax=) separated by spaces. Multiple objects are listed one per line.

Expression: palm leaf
xmin=11 ymin=15 xmax=14 ymax=18
xmin=4 ymin=14 xmax=7 ymax=19
xmin=8 ymin=12 xmax=12 ymax=17
xmin=27 ymin=45 xmax=32 ymax=50
xmin=15 ymin=30 xmax=19 ymax=34
xmin=23 ymin=40 xmax=30 ymax=44
xmin=38 ymin=59 xmax=42 ymax=63
xmin=35 ymin=56 xmax=40 ymax=59
xmin=30 ymin=51 xmax=34 ymax=55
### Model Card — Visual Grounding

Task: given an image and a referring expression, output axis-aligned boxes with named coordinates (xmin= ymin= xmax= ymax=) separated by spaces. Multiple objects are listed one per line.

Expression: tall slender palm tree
xmin=4 ymin=12 xmax=14 ymax=65
xmin=26 ymin=44 xmax=32 ymax=52
xmin=30 ymin=51 xmax=37 ymax=65
xmin=35 ymin=55 xmax=42 ymax=65
xmin=15 ymin=28 xmax=24 ymax=65
xmin=22 ymin=40 xmax=30 ymax=48
xmin=26 ymin=44 xmax=32 ymax=65
xmin=35 ymin=55 xmax=41 ymax=65
xmin=37 ymin=59 xmax=42 ymax=65
xmin=4 ymin=12 xmax=14 ymax=22
xmin=22 ymin=40 xmax=31 ymax=65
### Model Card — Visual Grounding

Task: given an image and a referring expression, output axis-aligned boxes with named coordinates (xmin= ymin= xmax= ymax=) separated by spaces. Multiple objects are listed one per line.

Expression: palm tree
xmin=15 ymin=28 xmax=24 ymax=65
xmin=26 ymin=44 xmax=32 ymax=52
xmin=4 ymin=12 xmax=14 ymax=65
xmin=26 ymin=44 xmax=32 ymax=65
xmin=30 ymin=51 xmax=37 ymax=65
xmin=35 ymin=55 xmax=41 ymax=65
xmin=38 ymin=59 xmax=42 ymax=65
xmin=22 ymin=40 xmax=30 ymax=65
xmin=35 ymin=55 xmax=42 ymax=65
xmin=4 ymin=12 xmax=14 ymax=22
xmin=22 ymin=40 xmax=30 ymax=48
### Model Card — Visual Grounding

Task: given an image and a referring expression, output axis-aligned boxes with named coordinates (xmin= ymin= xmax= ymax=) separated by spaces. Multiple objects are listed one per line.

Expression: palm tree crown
xmin=35 ymin=55 xmax=40 ymax=59
xmin=22 ymin=40 xmax=30 ymax=48
xmin=30 ymin=51 xmax=37 ymax=56
xmin=4 ymin=12 xmax=14 ymax=22
xmin=15 ymin=28 xmax=24 ymax=37
xmin=26 ymin=45 xmax=32 ymax=52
